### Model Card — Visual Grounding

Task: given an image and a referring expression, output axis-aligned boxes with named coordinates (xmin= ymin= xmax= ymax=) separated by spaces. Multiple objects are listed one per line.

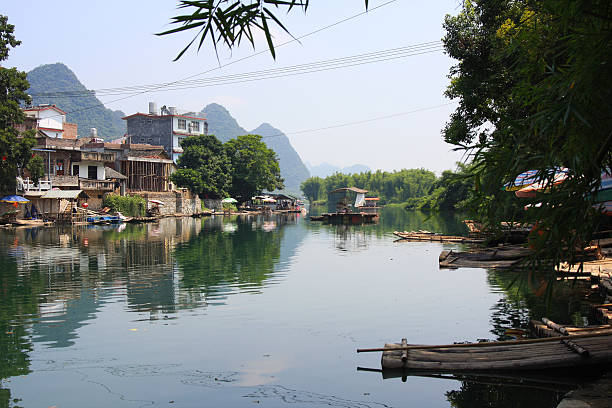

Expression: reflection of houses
xmin=124 ymin=102 xmax=208 ymax=162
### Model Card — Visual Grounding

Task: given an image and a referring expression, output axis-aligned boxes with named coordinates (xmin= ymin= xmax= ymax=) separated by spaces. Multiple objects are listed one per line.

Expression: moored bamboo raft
xmin=393 ymin=231 xmax=484 ymax=244
xmin=358 ymin=331 xmax=612 ymax=371
xmin=439 ymin=246 xmax=531 ymax=269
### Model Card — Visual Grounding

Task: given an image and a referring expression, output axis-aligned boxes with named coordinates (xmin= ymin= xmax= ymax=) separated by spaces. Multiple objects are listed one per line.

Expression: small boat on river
xmin=358 ymin=331 xmax=612 ymax=372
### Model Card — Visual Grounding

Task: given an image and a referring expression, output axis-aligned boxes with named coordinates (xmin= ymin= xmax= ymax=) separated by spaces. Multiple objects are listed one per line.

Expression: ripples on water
xmin=0 ymin=209 xmax=601 ymax=407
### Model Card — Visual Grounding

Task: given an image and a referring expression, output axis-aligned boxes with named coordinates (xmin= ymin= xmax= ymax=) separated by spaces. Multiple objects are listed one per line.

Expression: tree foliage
xmin=300 ymin=168 xmax=437 ymax=205
xmin=0 ymin=15 xmax=38 ymax=195
xmin=171 ymin=134 xmax=232 ymax=199
xmin=405 ymin=163 xmax=474 ymax=211
xmin=159 ymin=0 xmax=369 ymax=60
xmin=443 ymin=0 xmax=612 ymax=265
xmin=225 ymin=134 xmax=284 ymax=203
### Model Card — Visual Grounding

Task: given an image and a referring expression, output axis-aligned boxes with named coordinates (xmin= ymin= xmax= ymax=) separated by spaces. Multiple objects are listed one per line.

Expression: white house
xmin=23 ymin=104 xmax=77 ymax=139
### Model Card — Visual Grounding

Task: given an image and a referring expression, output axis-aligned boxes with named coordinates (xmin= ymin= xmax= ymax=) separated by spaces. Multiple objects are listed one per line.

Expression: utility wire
xmin=39 ymin=0 xmax=398 ymax=119
xmin=260 ymin=102 xmax=458 ymax=140
xmin=32 ymin=42 xmax=443 ymax=98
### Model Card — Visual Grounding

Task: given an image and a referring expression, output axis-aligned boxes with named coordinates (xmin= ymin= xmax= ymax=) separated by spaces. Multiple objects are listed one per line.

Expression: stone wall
xmin=203 ymin=198 xmax=222 ymax=210
xmin=141 ymin=190 xmax=202 ymax=216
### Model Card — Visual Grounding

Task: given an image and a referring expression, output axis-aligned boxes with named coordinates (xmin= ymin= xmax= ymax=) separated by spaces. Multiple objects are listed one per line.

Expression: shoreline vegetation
xmin=301 ymin=165 xmax=471 ymax=212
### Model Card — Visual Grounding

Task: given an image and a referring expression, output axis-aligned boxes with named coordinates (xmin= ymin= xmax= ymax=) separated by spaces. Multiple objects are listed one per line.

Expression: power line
xmin=260 ymin=102 xmax=458 ymax=140
xmin=31 ymin=42 xmax=443 ymax=98
xmin=38 ymin=0 xmax=399 ymax=119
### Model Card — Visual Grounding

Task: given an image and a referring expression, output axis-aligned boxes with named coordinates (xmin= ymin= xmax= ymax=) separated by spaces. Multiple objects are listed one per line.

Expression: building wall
xmin=38 ymin=109 xmax=65 ymax=130
xmin=40 ymin=129 xmax=63 ymax=138
xmin=63 ymin=123 xmax=78 ymax=139
xmin=126 ymin=116 xmax=173 ymax=158
xmin=72 ymin=161 xmax=105 ymax=180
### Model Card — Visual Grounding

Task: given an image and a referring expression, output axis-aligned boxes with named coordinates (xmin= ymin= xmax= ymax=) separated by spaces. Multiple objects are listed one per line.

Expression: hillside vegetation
xmin=27 ymin=63 xmax=126 ymax=139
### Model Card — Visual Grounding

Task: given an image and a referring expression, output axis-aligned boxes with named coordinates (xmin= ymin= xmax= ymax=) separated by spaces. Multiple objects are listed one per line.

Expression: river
xmin=0 ymin=208 xmax=600 ymax=407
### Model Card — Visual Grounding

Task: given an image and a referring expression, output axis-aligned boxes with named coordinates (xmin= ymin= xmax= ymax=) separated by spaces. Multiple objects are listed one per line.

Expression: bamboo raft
xmin=358 ymin=330 xmax=612 ymax=371
xmin=439 ymin=246 xmax=531 ymax=269
xmin=393 ymin=231 xmax=484 ymax=244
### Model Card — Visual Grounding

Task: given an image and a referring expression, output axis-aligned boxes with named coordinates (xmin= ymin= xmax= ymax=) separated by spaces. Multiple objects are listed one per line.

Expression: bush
xmin=102 ymin=194 xmax=146 ymax=217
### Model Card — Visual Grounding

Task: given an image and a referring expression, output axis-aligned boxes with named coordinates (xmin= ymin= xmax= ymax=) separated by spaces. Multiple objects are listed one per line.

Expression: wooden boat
xmin=310 ymin=215 xmax=324 ymax=221
xmin=393 ymin=231 xmax=484 ymax=244
xmin=439 ymin=246 xmax=531 ymax=269
xmin=358 ymin=331 xmax=612 ymax=371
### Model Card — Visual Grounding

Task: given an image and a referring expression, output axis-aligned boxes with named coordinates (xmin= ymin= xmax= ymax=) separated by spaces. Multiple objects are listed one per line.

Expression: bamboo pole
xmin=356 ymin=329 xmax=612 ymax=353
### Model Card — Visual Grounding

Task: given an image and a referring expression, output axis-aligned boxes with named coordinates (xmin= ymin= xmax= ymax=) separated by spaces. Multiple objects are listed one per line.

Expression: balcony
xmin=50 ymin=175 xmax=79 ymax=187
xmin=79 ymin=178 xmax=115 ymax=191
xmin=80 ymin=151 xmax=116 ymax=162
xmin=19 ymin=178 xmax=52 ymax=192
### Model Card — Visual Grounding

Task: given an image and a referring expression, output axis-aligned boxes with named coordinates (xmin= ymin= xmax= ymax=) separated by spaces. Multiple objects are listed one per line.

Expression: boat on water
xmin=358 ymin=331 xmax=612 ymax=372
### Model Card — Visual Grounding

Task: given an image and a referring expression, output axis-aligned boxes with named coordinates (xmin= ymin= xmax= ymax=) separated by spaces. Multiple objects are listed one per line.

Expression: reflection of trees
xmin=487 ymin=270 xmax=595 ymax=340
xmin=307 ymin=207 xmax=469 ymax=240
xmin=0 ymin=255 xmax=45 ymax=406
xmin=174 ymin=216 xmax=283 ymax=298
xmin=446 ymin=378 xmax=565 ymax=408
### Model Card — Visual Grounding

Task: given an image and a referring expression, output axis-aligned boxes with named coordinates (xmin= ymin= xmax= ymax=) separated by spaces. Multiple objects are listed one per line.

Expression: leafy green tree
xmin=26 ymin=154 xmax=44 ymax=185
xmin=443 ymin=0 xmax=612 ymax=265
xmin=300 ymin=176 xmax=324 ymax=203
xmin=158 ymin=1 xmax=368 ymax=60
xmin=171 ymin=134 xmax=232 ymax=199
xmin=225 ymin=134 xmax=283 ymax=203
xmin=0 ymin=15 xmax=38 ymax=195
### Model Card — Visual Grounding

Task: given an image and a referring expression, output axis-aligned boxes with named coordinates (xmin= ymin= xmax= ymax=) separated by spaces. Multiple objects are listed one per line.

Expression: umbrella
xmin=222 ymin=197 xmax=237 ymax=203
xmin=504 ymin=170 xmax=540 ymax=191
xmin=262 ymin=198 xmax=276 ymax=203
xmin=0 ymin=195 xmax=29 ymax=203
xmin=149 ymin=199 xmax=165 ymax=206
xmin=515 ymin=170 xmax=568 ymax=198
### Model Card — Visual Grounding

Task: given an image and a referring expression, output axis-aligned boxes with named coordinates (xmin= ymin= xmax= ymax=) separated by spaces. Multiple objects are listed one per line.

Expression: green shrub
xmin=102 ymin=194 xmax=146 ymax=217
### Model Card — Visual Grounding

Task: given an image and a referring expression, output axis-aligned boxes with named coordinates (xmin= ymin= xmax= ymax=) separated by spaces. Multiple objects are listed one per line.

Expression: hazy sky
xmin=2 ymin=0 xmax=464 ymax=173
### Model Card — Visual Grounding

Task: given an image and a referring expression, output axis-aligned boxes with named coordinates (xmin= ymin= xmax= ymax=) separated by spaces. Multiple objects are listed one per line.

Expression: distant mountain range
xmin=25 ymin=64 xmax=310 ymax=192
xmin=306 ymin=162 xmax=371 ymax=178
xmin=27 ymin=63 xmax=127 ymax=139
xmin=201 ymin=103 xmax=310 ymax=192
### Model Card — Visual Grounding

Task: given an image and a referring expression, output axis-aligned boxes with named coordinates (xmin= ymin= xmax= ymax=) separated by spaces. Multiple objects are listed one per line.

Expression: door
xmin=88 ymin=165 xmax=97 ymax=180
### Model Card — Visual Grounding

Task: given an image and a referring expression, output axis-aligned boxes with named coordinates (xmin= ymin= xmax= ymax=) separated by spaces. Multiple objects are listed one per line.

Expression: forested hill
xmin=201 ymin=103 xmax=310 ymax=192
xmin=27 ymin=63 xmax=126 ymax=140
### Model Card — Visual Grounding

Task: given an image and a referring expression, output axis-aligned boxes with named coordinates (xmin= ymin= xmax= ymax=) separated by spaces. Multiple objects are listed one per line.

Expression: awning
xmin=105 ymin=166 xmax=127 ymax=180
xmin=41 ymin=189 xmax=87 ymax=199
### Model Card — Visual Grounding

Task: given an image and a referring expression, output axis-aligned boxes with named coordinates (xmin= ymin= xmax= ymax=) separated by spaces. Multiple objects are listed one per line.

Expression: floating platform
xmin=393 ymin=231 xmax=484 ymax=244
xmin=314 ymin=212 xmax=379 ymax=224
xmin=358 ymin=331 xmax=612 ymax=372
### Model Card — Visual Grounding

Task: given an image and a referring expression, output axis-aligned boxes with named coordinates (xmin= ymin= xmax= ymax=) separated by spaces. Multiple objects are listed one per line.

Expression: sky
xmin=2 ymin=0 xmax=465 ymax=174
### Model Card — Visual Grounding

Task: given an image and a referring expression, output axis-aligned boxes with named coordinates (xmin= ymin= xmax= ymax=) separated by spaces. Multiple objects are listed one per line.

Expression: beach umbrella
xmin=515 ymin=170 xmax=568 ymax=198
xmin=504 ymin=170 xmax=540 ymax=191
xmin=0 ymin=195 xmax=29 ymax=203
xmin=149 ymin=199 xmax=165 ymax=206
xmin=221 ymin=197 xmax=237 ymax=203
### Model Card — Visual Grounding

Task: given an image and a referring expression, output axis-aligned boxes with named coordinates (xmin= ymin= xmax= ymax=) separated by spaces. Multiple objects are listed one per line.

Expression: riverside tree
xmin=171 ymin=134 xmax=232 ymax=199
xmin=442 ymin=0 xmax=612 ymax=264
xmin=225 ymin=134 xmax=283 ymax=204
xmin=0 ymin=15 xmax=42 ymax=195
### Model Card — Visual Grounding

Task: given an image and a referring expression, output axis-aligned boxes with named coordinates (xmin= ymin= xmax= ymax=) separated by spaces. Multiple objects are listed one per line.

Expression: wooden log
xmin=542 ymin=318 xmax=570 ymax=335
xmin=561 ymin=339 xmax=589 ymax=357
xmin=401 ymin=338 xmax=408 ymax=362
xmin=357 ymin=330 xmax=612 ymax=353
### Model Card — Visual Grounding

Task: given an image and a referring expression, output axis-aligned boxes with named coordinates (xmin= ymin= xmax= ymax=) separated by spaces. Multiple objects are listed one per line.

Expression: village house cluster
xmin=14 ymin=102 xmax=210 ymax=220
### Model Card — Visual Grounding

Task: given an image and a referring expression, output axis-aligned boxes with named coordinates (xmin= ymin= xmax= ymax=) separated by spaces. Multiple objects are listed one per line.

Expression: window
xmin=190 ymin=121 xmax=200 ymax=132
xmin=73 ymin=165 xmax=79 ymax=177
xmin=178 ymin=119 xmax=186 ymax=130
xmin=88 ymin=165 xmax=97 ymax=180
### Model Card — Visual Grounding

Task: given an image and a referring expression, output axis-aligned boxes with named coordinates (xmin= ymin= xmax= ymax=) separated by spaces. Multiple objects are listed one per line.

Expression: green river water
xmin=0 ymin=208 xmax=603 ymax=407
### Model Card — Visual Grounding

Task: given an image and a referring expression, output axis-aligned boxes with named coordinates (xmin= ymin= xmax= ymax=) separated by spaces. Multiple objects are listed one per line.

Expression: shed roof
xmin=329 ymin=187 xmax=368 ymax=194
xmin=105 ymin=167 xmax=127 ymax=180
xmin=41 ymin=189 xmax=87 ymax=199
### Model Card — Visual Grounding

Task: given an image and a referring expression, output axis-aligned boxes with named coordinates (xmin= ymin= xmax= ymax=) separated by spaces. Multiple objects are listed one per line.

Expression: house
xmin=123 ymin=102 xmax=208 ymax=162
xmin=21 ymin=104 xmax=78 ymax=139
